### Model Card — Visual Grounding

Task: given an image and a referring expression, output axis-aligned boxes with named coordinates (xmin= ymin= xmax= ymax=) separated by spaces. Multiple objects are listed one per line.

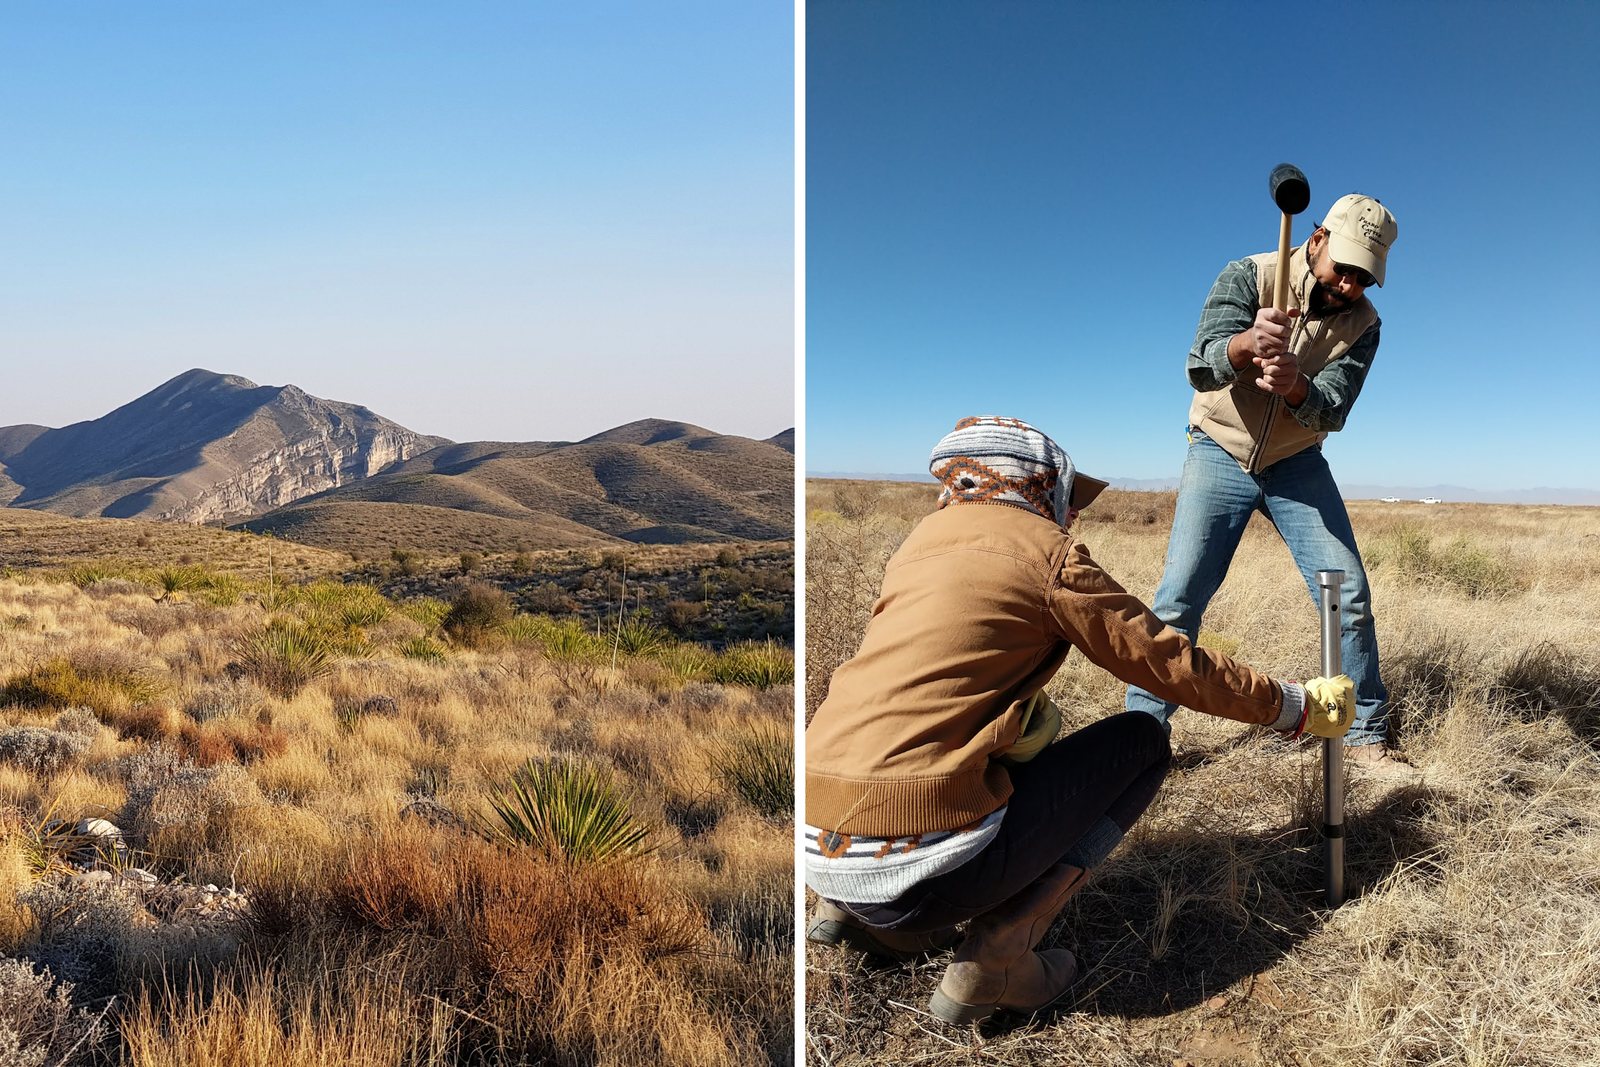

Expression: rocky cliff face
xmin=0 ymin=369 xmax=450 ymax=523
xmin=154 ymin=425 xmax=440 ymax=524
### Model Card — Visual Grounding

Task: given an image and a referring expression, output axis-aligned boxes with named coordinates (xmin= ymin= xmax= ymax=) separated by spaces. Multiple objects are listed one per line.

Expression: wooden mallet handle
xmin=1275 ymin=213 xmax=1294 ymax=313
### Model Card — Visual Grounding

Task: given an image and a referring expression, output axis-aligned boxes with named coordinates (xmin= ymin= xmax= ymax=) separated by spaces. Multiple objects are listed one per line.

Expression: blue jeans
xmin=1125 ymin=432 xmax=1388 ymax=746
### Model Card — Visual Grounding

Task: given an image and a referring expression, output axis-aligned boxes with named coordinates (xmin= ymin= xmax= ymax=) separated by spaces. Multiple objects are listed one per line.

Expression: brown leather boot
xmin=928 ymin=864 xmax=1087 ymax=1025
xmin=805 ymin=900 xmax=959 ymax=963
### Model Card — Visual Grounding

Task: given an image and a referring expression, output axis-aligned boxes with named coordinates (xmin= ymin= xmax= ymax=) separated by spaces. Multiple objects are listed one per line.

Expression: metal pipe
xmin=1317 ymin=569 xmax=1345 ymax=907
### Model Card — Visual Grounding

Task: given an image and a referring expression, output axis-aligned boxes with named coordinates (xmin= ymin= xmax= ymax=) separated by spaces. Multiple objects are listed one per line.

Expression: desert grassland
xmin=805 ymin=480 xmax=1600 ymax=1067
xmin=0 ymin=524 xmax=794 ymax=1066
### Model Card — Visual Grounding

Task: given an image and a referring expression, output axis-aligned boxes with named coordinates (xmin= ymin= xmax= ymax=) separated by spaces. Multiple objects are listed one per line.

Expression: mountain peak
xmin=156 ymin=368 xmax=260 ymax=398
xmin=579 ymin=419 xmax=717 ymax=447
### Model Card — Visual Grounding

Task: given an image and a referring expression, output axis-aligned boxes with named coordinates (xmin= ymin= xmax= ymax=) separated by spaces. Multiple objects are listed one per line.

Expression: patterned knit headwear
xmin=929 ymin=416 xmax=1076 ymax=528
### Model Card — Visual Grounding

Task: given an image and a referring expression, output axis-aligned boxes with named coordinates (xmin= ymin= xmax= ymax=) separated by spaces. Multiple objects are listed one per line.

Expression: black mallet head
xmin=1270 ymin=163 xmax=1310 ymax=215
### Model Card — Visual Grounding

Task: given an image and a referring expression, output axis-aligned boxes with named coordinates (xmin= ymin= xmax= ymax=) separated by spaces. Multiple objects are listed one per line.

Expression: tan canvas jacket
xmin=804 ymin=502 xmax=1285 ymax=837
xmin=1188 ymin=245 xmax=1379 ymax=472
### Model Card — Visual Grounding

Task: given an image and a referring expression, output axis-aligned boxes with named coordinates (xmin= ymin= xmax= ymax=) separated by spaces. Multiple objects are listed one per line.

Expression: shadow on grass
xmin=805 ymin=783 xmax=1453 ymax=1054
xmin=1035 ymin=782 xmax=1451 ymax=1024
xmin=1488 ymin=642 xmax=1600 ymax=745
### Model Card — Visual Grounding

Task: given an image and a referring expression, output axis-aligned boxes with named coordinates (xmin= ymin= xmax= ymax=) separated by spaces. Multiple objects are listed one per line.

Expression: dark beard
xmin=1308 ymin=281 xmax=1353 ymax=318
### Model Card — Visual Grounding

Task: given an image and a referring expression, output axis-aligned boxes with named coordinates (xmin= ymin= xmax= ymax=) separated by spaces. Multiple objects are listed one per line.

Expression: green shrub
xmin=2 ymin=654 xmax=160 ymax=713
xmin=482 ymin=757 xmax=654 ymax=864
xmin=709 ymin=641 xmax=795 ymax=690
xmin=525 ymin=581 xmax=573 ymax=614
xmin=1364 ymin=524 xmax=1520 ymax=599
xmin=234 ymin=622 xmax=333 ymax=698
xmin=442 ymin=583 xmax=513 ymax=647
xmin=459 ymin=551 xmax=483 ymax=573
xmin=396 ymin=598 xmax=449 ymax=629
xmin=510 ymin=551 xmax=536 ymax=575
xmin=390 ymin=548 xmax=426 ymax=577
xmin=709 ymin=722 xmax=794 ymax=820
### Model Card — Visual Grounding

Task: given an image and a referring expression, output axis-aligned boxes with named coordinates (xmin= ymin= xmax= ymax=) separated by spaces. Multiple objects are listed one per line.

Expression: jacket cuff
xmin=1271 ymin=682 xmax=1306 ymax=732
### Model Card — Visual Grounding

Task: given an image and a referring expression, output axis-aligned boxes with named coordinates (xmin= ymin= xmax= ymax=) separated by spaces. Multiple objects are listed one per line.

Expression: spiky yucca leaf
xmin=235 ymin=622 xmax=332 ymax=698
xmin=483 ymin=757 xmax=653 ymax=864
xmin=709 ymin=641 xmax=795 ymax=690
xmin=613 ymin=619 xmax=667 ymax=657
xmin=709 ymin=722 xmax=794 ymax=820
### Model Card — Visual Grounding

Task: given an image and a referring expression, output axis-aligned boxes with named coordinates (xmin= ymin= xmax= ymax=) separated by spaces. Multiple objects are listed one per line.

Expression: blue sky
xmin=1 ymin=3 xmax=794 ymax=443
xmin=805 ymin=1 xmax=1600 ymax=490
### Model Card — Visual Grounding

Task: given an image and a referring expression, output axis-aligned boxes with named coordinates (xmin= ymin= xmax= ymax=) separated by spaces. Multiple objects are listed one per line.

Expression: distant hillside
xmin=237 ymin=418 xmax=795 ymax=553
xmin=0 ymin=369 xmax=448 ymax=523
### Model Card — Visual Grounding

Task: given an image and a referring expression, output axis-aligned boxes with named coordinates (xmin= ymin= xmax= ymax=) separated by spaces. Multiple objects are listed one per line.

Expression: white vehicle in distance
xmin=1419 ymin=497 xmax=1442 ymax=504
xmin=1379 ymin=496 xmax=1400 ymax=503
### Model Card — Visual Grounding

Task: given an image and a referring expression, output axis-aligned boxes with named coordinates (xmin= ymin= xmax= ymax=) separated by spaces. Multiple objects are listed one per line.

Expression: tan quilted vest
xmin=1188 ymin=244 xmax=1379 ymax=472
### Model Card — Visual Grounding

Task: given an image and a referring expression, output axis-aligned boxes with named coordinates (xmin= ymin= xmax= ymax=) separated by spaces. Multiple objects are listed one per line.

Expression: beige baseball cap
xmin=1321 ymin=194 xmax=1398 ymax=286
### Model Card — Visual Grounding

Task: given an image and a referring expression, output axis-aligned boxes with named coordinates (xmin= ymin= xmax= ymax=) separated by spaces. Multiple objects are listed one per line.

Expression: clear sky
xmin=806 ymin=1 xmax=1600 ymax=490
xmin=1 ymin=2 xmax=793 ymax=444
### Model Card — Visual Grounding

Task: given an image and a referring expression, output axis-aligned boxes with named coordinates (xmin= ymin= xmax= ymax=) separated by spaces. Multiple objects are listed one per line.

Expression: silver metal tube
xmin=1317 ymin=569 xmax=1345 ymax=908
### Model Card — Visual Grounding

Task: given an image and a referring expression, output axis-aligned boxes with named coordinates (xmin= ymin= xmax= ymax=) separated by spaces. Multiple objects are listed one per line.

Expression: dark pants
xmin=839 ymin=711 xmax=1171 ymax=934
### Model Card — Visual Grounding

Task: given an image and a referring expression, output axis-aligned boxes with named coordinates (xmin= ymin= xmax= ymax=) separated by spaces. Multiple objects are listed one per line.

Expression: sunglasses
xmin=1330 ymin=262 xmax=1377 ymax=288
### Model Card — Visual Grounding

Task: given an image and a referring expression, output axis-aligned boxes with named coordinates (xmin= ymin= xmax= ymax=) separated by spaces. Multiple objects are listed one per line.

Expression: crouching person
xmin=804 ymin=416 xmax=1354 ymax=1025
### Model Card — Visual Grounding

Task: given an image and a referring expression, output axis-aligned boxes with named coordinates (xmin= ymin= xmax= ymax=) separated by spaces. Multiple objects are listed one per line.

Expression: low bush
xmin=0 ymin=956 xmax=107 ymax=1065
xmin=1 ymin=653 xmax=161 ymax=715
xmin=0 ymin=724 xmax=94 ymax=776
xmin=442 ymin=583 xmax=513 ymax=648
xmin=1364 ymin=523 xmax=1521 ymax=599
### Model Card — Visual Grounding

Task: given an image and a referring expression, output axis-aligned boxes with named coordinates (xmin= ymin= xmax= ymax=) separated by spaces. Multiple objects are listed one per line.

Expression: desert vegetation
xmin=0 ymin=513 xmax=793 ymax=1065
xmin=806 ymin=480 xmax=1600 ymax=1066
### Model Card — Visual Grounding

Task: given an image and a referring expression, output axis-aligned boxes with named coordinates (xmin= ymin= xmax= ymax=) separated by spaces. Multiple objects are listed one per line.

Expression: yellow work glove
xmin=1303 ymin=675 xmax=1356 ymax=739
xmin=998 ymin=691 xmax=1061 ymax=764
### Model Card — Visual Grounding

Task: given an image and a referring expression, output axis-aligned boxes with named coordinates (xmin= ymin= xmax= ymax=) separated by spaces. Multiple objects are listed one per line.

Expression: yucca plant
xmin=399 ymin=635 xmax=448 ymax=662
xmin=612 ymin=618 xmax=667 ymax=657
xmin=482 ymin=757 xmax=654 ymax=864
xmin=709 ymin=640 xmax=795 ymax=690
xmin=196 ymin=572 xmax=242 ymax=606
xmin=537 ymin=618 xmax=604 ymax=662
xmin=154 ymin=565 xmax=204 ymax=602
xmin=653 ymin=642 xmax=716 ymax=682
xmin=709 ymin=722 xmax=794 ymax=820
xmin=235 ymin=622 xmax=333 ymax=698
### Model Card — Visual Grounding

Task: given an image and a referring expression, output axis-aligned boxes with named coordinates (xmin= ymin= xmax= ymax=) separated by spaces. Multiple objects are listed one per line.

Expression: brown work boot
xmin=1344 ymin=742 xmax=1413 ymax=776
xmin=927 ymin=864 xmax=1087 ymax=1025
xmin=805 ymin=900 xmax=958 ymax=963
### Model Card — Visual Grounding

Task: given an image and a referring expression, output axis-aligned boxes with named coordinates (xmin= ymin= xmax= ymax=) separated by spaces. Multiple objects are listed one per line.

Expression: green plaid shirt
xmin=1186 ymin=258 xmax=1381 ymax=434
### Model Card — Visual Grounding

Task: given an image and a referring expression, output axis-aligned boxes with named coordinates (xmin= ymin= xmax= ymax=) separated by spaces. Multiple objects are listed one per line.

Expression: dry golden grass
xmin=805 ymin=480 xmax=1600 ymax=1066
xmin=0 ymin=541 xmax=793 ymax=1065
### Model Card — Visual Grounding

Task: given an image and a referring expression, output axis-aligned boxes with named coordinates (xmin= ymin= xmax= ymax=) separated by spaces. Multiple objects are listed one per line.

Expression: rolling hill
xmin=237 ymin=418 xmax=795 ymax=553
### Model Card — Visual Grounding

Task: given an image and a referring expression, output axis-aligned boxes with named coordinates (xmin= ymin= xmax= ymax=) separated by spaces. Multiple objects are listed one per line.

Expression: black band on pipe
xmin=1322 ymin=823 xmax=1345 ymax=839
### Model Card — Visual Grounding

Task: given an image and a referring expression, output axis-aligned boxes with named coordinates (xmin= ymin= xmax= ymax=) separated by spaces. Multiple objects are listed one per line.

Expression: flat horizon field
xmin=805 ymin=480 xmax=1600 ymax=1066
